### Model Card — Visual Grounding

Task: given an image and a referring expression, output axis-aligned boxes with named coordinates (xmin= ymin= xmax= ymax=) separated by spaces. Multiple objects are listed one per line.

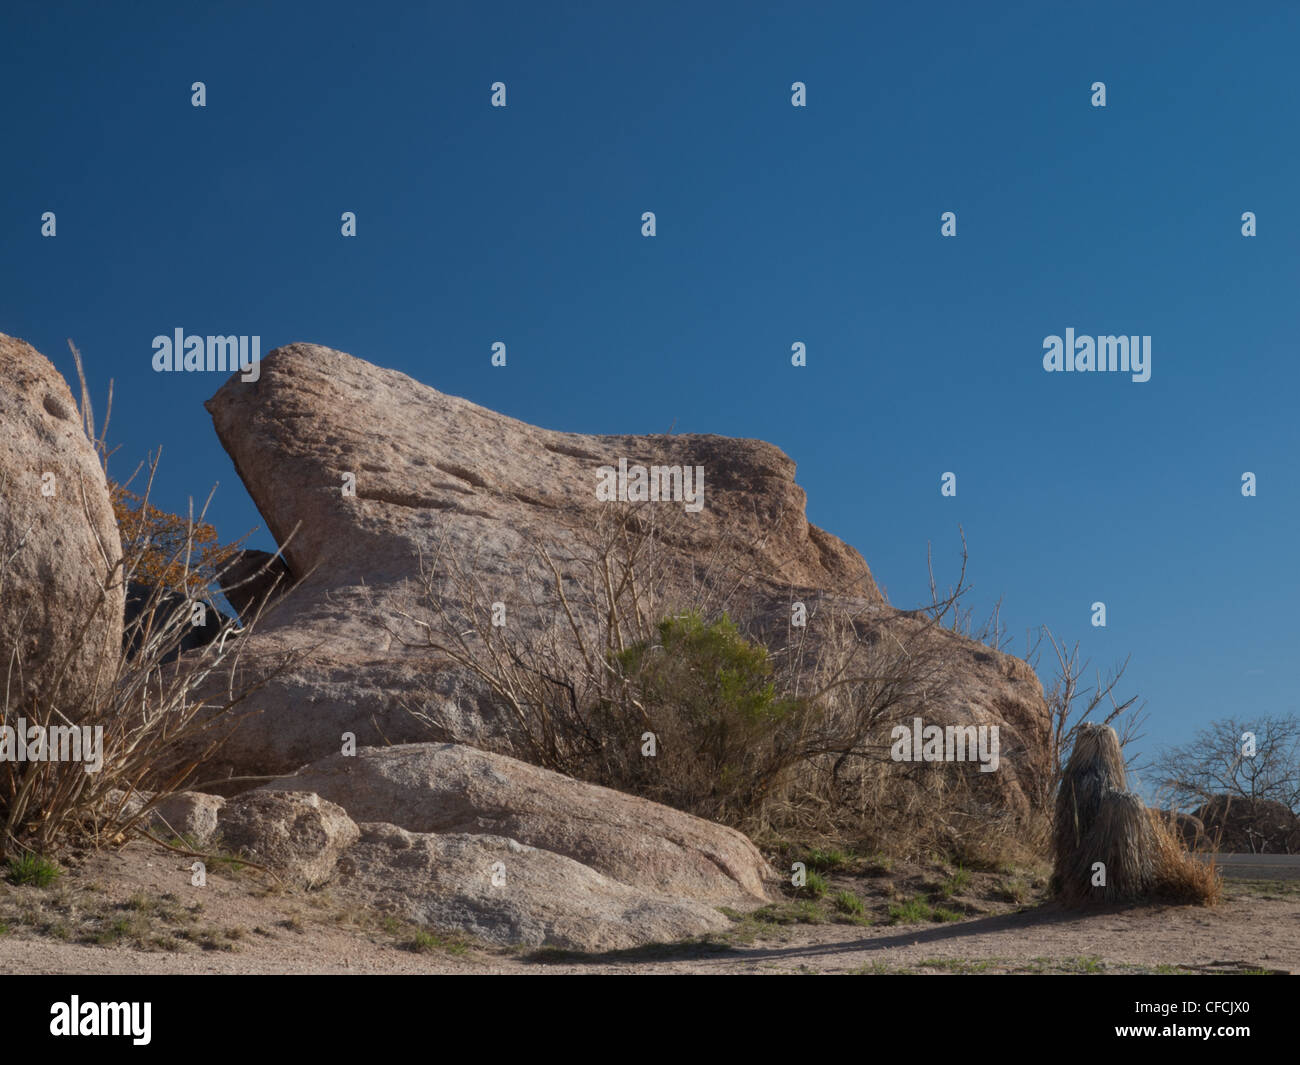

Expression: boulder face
xmin=267 ymin=743 xmax=776 ymax=905
xmin=204 ymin=342 xmax=878 ymax=639
xmin=216 ymin=790 xmax=360 ymax=887
xmin=196 ymin=342 xmax=1050 ymax=814
xmin=0 ymin=334 xmax=123 ymax=714
xmin=260 ymin=742 xmax=774 ymax=951
xmin=198 ymin=342 xmax=882 ymax=776
xmin=1195 ymin=796 xmax=1300 ymax=854
xmin=336 ymin=825 xmax=735 ymax=952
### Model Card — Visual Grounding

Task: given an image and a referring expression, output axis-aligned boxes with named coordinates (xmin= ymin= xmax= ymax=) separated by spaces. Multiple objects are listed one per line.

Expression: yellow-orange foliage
xmin=110 ymin=482 xmax=236 ymax=595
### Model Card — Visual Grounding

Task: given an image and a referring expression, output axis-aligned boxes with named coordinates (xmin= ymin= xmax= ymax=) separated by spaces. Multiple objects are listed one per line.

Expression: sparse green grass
xmin=408 ymin=929 xmax=470 ymax=955
xmin=997 ymin=878 xmax=1030 ymax=905
xmin=888 ymin=897 xmax=930 ymax=924
xmin=6 ymin=854 xmax=62 ymax=888
xmin=93 ymin=916 xmax=135 ymax=946
xmin=792 ymin=899 xmax=824 ymax=923
xmin=527 ymin=934 xmax=734 ymax=964
xmin=887 ymin=896 xmax=962 ymax=925
xmin=936 ymin=867 xmax=970 ymax=898
xmin=833 ymin=890 xmax=865 ymax=917
xmin=802 ymin=870 xmax=830 ymax=898
xmin=1060 ymin=955 xmax=1105 ymax=974
xmin=720 ymin=893 xmax=878 ymax=943
xmin=74 ymin=893 xmax=203 ymax=952
xmin=805 ymin=848 xmax=850 ymax=872
xmin=851 ymin=960 xmax=915 ymax=974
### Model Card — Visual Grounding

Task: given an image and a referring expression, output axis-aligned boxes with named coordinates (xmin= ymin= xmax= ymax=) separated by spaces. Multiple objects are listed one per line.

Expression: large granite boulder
xmin=193 ymin=342 xmax=1051 ymax=812
xmin=0 ymin=334 xmax=123 ymax=714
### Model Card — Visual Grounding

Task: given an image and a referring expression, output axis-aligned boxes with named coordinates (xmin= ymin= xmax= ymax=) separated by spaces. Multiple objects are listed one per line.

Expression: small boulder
xmin=216 ymin=790 xmax=359 ymax=886
xmin=145 ymin=791 xmax=225 ymax=846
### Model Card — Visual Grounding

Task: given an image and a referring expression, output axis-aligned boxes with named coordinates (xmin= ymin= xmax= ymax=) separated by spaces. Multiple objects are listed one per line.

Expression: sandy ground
xmin=0 ymin=843 xmax=1295 ymax=975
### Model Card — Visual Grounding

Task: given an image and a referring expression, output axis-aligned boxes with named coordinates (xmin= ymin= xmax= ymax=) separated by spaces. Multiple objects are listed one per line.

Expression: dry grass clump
xmin=1053 ymin=723 xmax=1218 ymax=906
xmin=0 ymin=343 xmax=290 ymax=860
xmin=1149 ymin=809 xmax=1222 ymax=905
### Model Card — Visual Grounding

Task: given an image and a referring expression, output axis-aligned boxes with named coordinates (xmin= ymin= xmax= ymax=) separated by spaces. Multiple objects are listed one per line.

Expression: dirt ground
xmin=0 ymin=842 xmax=1295 ymax=975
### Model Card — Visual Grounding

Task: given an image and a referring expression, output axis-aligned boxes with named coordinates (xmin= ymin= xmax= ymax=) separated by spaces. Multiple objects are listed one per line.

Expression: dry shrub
xmin=390 ymin=500 xmax=1044 ymax=861
xmin=1054 ymin=723 xmax=1219 ymax=905
xmin=0 ymin=345 xmax=290 ymax=859
xmin=1149 ymin=808 xmax=1222 ymax=905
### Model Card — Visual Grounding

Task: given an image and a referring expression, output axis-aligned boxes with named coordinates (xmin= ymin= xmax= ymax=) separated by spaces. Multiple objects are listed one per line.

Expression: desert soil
xmin=0 ymin=842 xmax=1295 ymax=975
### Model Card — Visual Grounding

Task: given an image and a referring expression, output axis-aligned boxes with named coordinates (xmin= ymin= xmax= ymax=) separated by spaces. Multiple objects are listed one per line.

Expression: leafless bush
xmin=386 ymin=502 xmax=1041 ymax=861
xmin=0 ymin=343 xmax=291 ymax=859
xmin=1150 ymin=715 xmax=1300 ymax=814
xmin=1019 ymin=628 xmax=1148 ymax=808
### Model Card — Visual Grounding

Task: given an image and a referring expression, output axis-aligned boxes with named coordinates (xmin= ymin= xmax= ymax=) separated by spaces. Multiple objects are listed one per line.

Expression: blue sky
xmin=2 ymin=1 xmax=1296 ymax=779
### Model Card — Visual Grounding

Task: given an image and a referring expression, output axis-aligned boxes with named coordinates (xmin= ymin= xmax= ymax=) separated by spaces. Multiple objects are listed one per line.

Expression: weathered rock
xmin=217 ymin=549 xmax=292 ymax=619
xmin=146 ymin=791 xmax=225 ymax=845
xmin=1195 ymin=796 xmax=1300 ymax=854
xmin=335 ymin=824 xmax=734 ymax=951
xmin=266 ymin=742 xmax=775 ymax=905
xmin=123 ymin=581 xmax=230 ymax=662
xmin=193 ymin=342 xmax=1051 ymax=810
xmin=0 ymin=334 xmax=123 ymax=714
xmin=216 ymin=790 xmax=359 ymax=886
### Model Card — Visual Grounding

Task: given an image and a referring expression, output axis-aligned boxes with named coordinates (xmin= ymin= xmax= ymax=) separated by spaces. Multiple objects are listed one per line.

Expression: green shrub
xmin=595 ymin=611 xmax=817 ymax=825
xmin=936 ymin=866 xmax=970 ymax=898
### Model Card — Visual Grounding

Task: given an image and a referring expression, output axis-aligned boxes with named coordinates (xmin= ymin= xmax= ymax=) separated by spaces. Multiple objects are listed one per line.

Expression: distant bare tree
xmin=1025 ymin=628 xmax=1147 ymax=804
xmin=1150 ymin=715 xmax=1300 ymax=813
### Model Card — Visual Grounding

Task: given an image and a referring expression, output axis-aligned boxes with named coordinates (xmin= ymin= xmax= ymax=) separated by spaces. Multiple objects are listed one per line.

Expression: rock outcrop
xmin=0 ymin=334 xmax=123 ymax=714
xmin=195 ymin=342 xmax=1051 ymax=811
xmin=336 ymin=825 xmax=735 ymax=951
xmin=266 ymin=743 xmax=775 ymax=905
xmin=147 ymin=791 xmax=225 ymax=845
xmin=1195 ymin=796 xmax=1300 ymax=854
xmin=246 ymin=741 xmax=774 ymax=950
